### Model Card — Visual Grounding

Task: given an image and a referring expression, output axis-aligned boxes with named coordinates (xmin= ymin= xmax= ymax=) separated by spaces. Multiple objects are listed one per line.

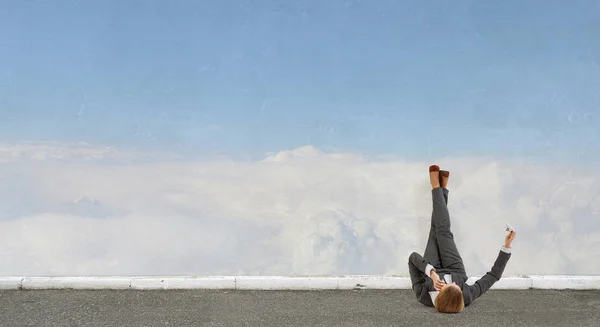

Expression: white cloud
xmin=0 ymin=143 xmax=599 ymax=276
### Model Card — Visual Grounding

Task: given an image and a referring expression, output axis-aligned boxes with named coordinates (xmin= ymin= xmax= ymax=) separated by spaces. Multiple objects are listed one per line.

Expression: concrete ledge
xmin=0 ymin=277 xmax=23 ymax=290
xmin=236 ymin=276 xmax=339 ymax=290
xmin=0 ymin=275 xmax=598 ymax=290
xmin=130 ymin=276 xmax=236 ymax=290
xmin=530 ymin=275 xmax=600 ymax=290
xmin=21 ymin=277 xmax=131 ymax=290
xmin=466 ymin=276 xmax=532 ymax=290
xmin=337 ymin=276 xmax=412 ymax=289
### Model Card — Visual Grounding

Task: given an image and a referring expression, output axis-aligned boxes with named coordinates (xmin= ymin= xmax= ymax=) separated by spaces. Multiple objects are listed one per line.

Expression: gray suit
xmin=408 ymin=188 xmax=511 ymax=307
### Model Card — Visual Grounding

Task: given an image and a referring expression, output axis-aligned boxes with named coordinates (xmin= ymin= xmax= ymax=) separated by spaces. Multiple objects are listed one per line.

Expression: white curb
xmin=236 ymin=276 xmax=338 ymax=290
xmin=529 ymin=275 xmax=600 ymax=290
xmin=0 ymin=275 xmax=598 ymax=290
xmin=21 ymin=277 xmax=131 ymax=290
xmin=337 ymin=276 xmax=412 ymax=289
xmin=466 ymin=276 xmax=532 ymax=290
xmin=0 ymin=277 xmax=23 ymax=290
xmin=130 ymin=276 xmax=236 ymax=290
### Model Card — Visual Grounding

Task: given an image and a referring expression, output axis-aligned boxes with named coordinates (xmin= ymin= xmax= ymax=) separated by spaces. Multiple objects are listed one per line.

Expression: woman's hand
xmin=430 ymin=271 xmax=446 ymax=291
xmin=434 ymin=278 xmax=446 ymax=291
xmin=505 ymin=230 xmax=516 ymax=248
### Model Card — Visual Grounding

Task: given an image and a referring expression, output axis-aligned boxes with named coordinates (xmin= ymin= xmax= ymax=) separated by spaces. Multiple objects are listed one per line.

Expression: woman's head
xmin=434 ymin=283 xmax=464 ymax=313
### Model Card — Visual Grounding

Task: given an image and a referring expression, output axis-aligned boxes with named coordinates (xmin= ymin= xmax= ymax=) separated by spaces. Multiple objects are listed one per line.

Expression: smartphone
xmin=505 ymin=223 xmax=514 ymax=233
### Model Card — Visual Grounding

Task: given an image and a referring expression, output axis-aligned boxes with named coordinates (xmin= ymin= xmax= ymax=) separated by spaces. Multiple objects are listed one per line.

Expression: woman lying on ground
xmin=408 ymin=165 xmax=516 ymax=313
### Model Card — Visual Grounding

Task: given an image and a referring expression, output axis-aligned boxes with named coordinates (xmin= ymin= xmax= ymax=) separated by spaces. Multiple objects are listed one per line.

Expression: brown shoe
xmin=429 ymin=165 xmax=441 ymax=188
xmin=440 ymin=170 xmax=450 ymax=188
xmin=429 ymin=165 xmax=440 ymax=172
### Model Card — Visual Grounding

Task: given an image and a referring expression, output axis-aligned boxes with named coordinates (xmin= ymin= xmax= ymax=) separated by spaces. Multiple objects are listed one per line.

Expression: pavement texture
xmin=1 ymin=289 xmax=599 ymax=327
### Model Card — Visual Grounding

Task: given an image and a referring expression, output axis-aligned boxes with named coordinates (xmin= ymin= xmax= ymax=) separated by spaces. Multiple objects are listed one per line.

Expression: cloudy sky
xmin=0 ymin=1 xmax=599 ymax=276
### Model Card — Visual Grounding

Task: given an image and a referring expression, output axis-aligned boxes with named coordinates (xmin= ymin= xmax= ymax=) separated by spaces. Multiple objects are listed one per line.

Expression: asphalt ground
xmin=1 ymin=289 xmax=599 ymax=327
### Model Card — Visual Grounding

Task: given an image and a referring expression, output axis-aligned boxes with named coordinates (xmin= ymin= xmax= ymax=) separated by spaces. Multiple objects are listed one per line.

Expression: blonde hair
xmin=434 ymin=286 xmax=465 ymax=313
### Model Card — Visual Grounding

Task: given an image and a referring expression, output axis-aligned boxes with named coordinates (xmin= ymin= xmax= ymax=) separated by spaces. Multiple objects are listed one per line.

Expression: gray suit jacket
xmin=408 ymin=250 xmax=511 ymax=307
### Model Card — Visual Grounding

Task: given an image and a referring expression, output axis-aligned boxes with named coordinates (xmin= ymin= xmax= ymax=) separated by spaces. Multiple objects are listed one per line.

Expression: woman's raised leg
xmin=423 ymin=214 xmax=441 ymax=268
xmin=423 ymin=166 xmax=443 ymax=267
xmin=440 ymin=170 xmax=450 ymax=204
xmin=425 ymin=184 xmax=449 ymax=265
xmin=430 ymin=166 xmax=466 ymax=274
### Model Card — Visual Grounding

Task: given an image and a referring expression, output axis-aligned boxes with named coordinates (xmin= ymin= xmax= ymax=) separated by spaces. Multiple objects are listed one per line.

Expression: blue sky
xmin=0 ymin=0 xmax=599 ymax=161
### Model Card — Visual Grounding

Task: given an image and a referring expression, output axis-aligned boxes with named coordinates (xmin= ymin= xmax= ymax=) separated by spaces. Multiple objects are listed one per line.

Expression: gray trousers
xmin=423 ymin=187 xmax=466 ymax=274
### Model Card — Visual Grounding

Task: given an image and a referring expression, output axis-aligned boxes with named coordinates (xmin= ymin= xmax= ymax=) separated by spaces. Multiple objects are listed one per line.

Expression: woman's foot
xmin=429 ymin=165 xmax=441 ymax=189
xmin=440 ymin=170 xmax=450 ymax=189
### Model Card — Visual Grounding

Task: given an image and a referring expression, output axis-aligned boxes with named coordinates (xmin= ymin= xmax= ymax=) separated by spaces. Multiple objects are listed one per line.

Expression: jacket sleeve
xmin=408 ymin=252 xmax=435 ymax=306
xmin=465 ymin=250 xmax=511 ymax=305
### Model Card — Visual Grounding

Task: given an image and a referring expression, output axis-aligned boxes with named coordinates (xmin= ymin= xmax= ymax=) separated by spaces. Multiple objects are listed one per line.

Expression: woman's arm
xmin=408 ymin=252 xmax=438 ymax=306
xmin=408 ymin=252 xmax=428 ymax=289
xmin=465 ymin=231 xmax=516 ymax=305
xmin=465 ymin=249 xmax=511 ymax=303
